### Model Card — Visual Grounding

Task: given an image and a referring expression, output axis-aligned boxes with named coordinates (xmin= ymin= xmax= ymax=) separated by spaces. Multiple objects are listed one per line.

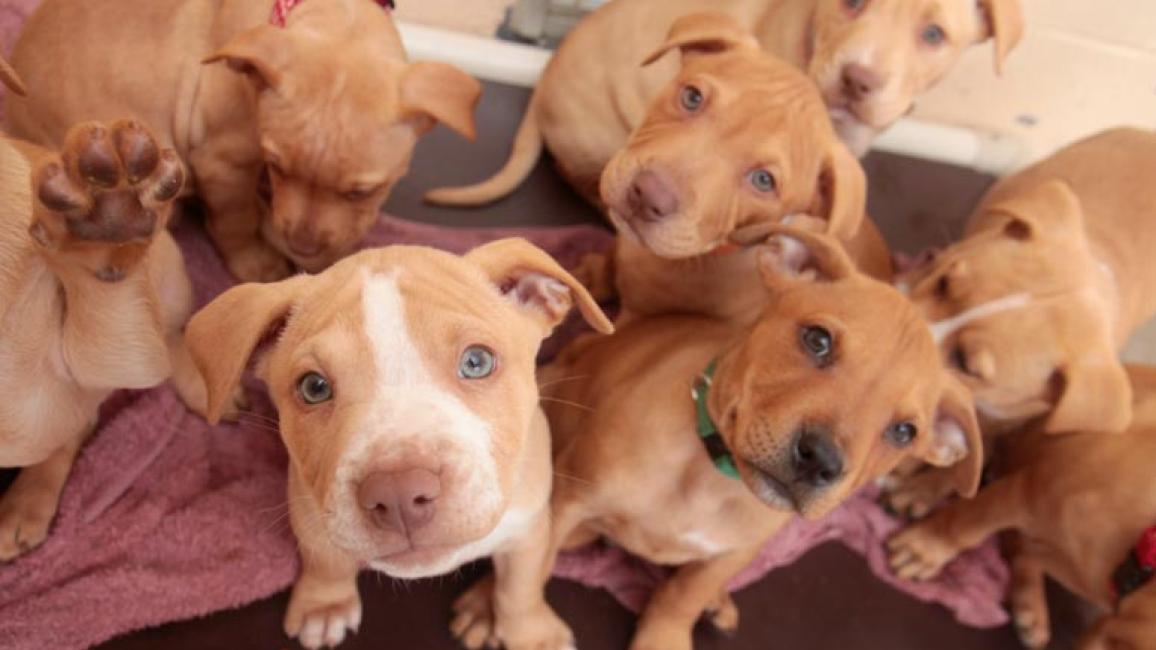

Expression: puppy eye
xmin=950 ymin=345 xmax=976 ymax=378
xmin=679 ymin=85 xmax=705 ymax=113
xmin=921 ymin=24 xmax=947 ymax=46
xmin=459 ymin=345 xmax=497 ymax=380
xmin=297 ymin=372 xmax=333 ymax=405
xmin=342 ymin=187 xmax=375 ymax=203
xmin=843 ymin=0 xmax=867 ymax=13
xmin=747 ymin=169 xmax=777 ymax=194
xmin=886 ymin=422 xmax=918 ymax=447
xmin=800 ymin=325 xmax=834 ymax=367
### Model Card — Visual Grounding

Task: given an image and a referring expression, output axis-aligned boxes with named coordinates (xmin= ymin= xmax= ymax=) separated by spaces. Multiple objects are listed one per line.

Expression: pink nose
xmin=841 ymin=63 xmax=884 ymax=100
xmin=626 ymin=170 xmax=680 ymax=222
xmin=357 ymin=468 xmax=441 ymax=533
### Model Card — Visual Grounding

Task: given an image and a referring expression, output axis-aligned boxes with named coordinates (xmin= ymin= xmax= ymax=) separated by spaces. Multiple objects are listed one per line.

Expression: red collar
xmin=270 ymin=0 xmax=393 ymax=28
xmin=1111 ymin=526 xmax=1156 ymax=604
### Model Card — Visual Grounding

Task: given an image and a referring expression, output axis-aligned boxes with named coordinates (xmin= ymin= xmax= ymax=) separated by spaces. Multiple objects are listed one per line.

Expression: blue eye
xmin=886 ymin=422 xmax=918 ymax=447
xmin=748 ymin=169 xmax=777 ymax=193
xmin=298 ymin=372 xmax=333 ymax=404
xmin=844 ymin=0 xmax=867 ymax=13
xmin=679 ymin=85 xmax=705 ymax=113
xmin=922 ymin=24 xmax=946 ymax=46
xmin=459 ymin=345 xmax=496 ymax=380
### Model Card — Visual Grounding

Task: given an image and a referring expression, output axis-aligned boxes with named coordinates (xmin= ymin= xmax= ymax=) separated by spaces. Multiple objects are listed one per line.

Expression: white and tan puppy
xmin=427 ymin=0 xmax=1024 ymax=206
xmin=186 ymin=239 xmax=612 ymax=649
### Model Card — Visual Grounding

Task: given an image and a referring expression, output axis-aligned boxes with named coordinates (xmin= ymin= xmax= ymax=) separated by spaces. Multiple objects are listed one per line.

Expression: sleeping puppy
xmin=449 ymin=226 xmax=982 ymax=650
xmin=886 ymin=128 xmax=1156 ymax=516
xmin=10 ymin=0 xmax=481 ymax=282
xmin=0 ymin=112 xmax=210 ymax=560
xmin=426 ymin=0 xmax=1023 ymax=207
xmin=185 ymin=239 xmax=613 ymax=649
xmin=889 ymin=365 xmax=1156 ymax=650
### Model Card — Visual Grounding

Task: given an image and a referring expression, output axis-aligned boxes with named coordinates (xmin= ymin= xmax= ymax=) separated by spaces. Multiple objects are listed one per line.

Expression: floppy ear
xmin=203 ymin=25 xmax=287 ymax=90
xmin=1045 ymin=345 xmax=1133 ymax=434
xmin=987 ymin=179 xmax=1085 ymax=242
xmin=642 ymin=11 xmax=759 ymax=66
xmin=752 ymin=225 xmax=857 ymax=289
xmin=813 ymin=141 xmax=867 ymax=242
xmin=400 ymin=61 xmax=482 ymax=141
xmin=978 ymin=0 xmax=1025 ymax=74
xmin=465 ymin=238 xmax=614 ymax=337
xmin=185 ymin=276 xmax=309 ymax=424
xmin=0 ymin=55 xmax=25 ymax=97
xmin=919 ymin=374 xmax=984 ymax=498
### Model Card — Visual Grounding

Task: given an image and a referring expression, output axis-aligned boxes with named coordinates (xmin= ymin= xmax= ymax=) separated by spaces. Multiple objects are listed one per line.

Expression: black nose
xmin=792 ymin=429 xmax=844 ymax=487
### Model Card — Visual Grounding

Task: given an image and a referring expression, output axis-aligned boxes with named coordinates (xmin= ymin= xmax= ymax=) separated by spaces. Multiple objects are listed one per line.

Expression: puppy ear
xmin=753 ymin=225 xmax=856 ymax=289
xmin=919 ymin=374 xmax=984 ymax=498
xmin=642 ymin=11 xmax=759 ymax=66
xmin=465 ymin=238 xmax=614 ymax=338
xmin=977 ymin=0 xmax=1025 ymax=75
xmin=400 ymin=61 xmax=482 ymax=141
xmin=1045 ymin=349 xmax=1132 ymax=434
xmin=988 ymin=180 xmax=1084 ymax=242
xmin=814 ymin=141 xmax=867 ymax=242
xmin=185 ymin=276 xmax=308 ymax=424
xmin=0 ymin=55 xmax=25 ymax=97
xmin=203 ymin=25 xmax=286 ymax=90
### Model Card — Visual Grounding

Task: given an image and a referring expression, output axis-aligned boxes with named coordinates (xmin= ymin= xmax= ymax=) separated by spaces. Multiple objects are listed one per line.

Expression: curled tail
xmin=424 ymin=90 xmax=543 ymax=207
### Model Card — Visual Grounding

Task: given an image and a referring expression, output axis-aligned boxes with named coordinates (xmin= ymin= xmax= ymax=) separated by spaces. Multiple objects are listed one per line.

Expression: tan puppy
xmin=185 ymin=239 xmax=612 ymax=649
xmin=450 ymin=227 xmax=982 ymax=650
xmin=10 ymin=0 xmax=481 ymax=282
xmin=899 ymin=128 xmax=1156 ymax=436
xmin=426 ymin=0 xmax=1023 ymax=207
xmin=0 ymin=116 xmax=208 ymax=561
xmin=888 ymin=365 xmax=1156 ymax=650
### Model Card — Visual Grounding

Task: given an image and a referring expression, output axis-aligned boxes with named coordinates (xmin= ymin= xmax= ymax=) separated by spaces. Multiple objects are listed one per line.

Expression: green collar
xmin=692 ymin=360 xmax=740 ymax=479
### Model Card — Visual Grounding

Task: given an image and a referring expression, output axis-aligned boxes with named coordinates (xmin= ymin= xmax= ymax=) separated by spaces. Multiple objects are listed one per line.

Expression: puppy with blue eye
xmin=449 ymin=226 xmax=983 ymax=650
xmin=185 ymin=239 xmax=612 ymax=650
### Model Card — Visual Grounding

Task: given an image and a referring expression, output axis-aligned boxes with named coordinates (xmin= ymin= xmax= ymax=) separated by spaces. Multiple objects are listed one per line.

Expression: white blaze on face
xmin=928 ymin=292 xmax=1032 ymax=346
xmin=329 ymin=271 xmax=501 ymax=558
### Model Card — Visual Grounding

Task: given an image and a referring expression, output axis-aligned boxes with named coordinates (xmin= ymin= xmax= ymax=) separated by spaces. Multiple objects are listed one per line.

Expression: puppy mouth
xmin=738 ymin=460 xmax=798 ymax=512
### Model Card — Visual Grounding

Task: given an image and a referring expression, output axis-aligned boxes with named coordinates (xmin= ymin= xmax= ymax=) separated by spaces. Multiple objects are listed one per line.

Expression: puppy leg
xmin=1006 ymin=535 xmax=1051 ymax=649
xmin=1078 ymin=582 xmax=1156 ymax=650
xmin=888 ymin=474 xmax=1028 ymax=581
xmin=0 ymin=427 xmax=88 ymax=561
xmin=190 ymin=148 xmax=291 ymax=282
xmin=283 ymin=469 xmax=361 ymax=650
xmin=705 ymin=590 xmax=739 ymax=635
xmin=630 ymin=545 xmax=761 ymax=650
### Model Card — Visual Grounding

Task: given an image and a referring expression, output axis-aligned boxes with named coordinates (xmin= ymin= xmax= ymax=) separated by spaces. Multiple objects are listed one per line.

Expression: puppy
xmin=450 ymin=226 xmax=982 ymax=650
xmin=888 ymin=365 xmax=1156 ymax=650
xmin=0 ymin=114 xmax=209 ymax=561
xmin=10 ymin=0 xmax=481 ymax=282
xmin=185 ymin=239 xmax=613 ymax=649
xmin=426 ymin=0 xmax=1023 ymax=207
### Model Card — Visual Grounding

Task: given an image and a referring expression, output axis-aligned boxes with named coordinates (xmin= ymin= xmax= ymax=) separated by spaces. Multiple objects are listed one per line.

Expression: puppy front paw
xmin=886 ymin=521 xmax=962 ymax=582
xmin=881 ymin=469 xmax=955 ymax=520
xmin=451 ymin=575 xmax=499 ymax=649
xmin=451 ymin=575 xmax=575 ymax=650
xmin=0 ymin=476 xmax=61 ymax=561
xmin=706 ymin=591 xmax=739 ymax=635
xmin=31 ymin=120 xmax=184 ymax=280
xmin=225 ymin=241 xmax=293 ymax=283
xmin=284 ymin=580 xmax=362 ymax=649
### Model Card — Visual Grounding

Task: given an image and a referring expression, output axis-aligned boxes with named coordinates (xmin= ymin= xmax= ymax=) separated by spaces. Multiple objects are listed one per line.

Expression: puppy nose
xmin=357 ymin=468 xmax=441 ymax=533
xmin=791 ymin=429 xmax=844 ymax=487
xmin=287 ymin=227 xmax=326 ymax=258
xmin=841 ymin=63 xmax=883 ymax=100
xmin=627 ymin=170 xmax=679 ymax=222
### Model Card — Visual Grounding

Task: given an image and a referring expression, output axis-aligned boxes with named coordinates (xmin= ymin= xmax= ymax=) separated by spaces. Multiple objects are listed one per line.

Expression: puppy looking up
xmin=427 ymin=0 xmax=1023 ymax=207
xmin=899 ymin=128 xmax=1156 ymax=436
xmin=889 ymin=365 xmax=1156 ymax=650
xmin=0 ymin=115 xmax=209 ymax=561
xmin=186 ymin=239 xmax=613 ymax=649
xmin=451 ymin=226 xmax=982 ymax=650
xmin=11 ymin=0 xmax=481 ymax=281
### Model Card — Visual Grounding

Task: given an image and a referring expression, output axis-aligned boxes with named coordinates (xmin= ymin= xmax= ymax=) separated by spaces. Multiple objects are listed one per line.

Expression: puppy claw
xmin=0 ymin=481 xmax=59 ymax=562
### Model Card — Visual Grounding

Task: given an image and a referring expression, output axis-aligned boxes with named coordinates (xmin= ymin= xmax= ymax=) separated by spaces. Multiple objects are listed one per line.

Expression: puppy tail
xmin=423 ymin=90 xmax=542 ymax=207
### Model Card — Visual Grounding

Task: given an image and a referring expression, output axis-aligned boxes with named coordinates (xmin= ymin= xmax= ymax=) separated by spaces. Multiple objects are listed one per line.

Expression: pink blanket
xmin=0 ymin=214 xmax=1009 ymax=650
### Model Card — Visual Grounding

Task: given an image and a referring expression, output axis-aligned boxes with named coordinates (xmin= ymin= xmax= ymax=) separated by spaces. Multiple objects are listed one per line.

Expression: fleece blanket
xmin=0 ymin=213 xmax=1009 ymax=650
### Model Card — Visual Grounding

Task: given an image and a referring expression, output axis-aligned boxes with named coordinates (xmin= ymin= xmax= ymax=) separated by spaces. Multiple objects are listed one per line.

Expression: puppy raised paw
xmin=886 ymin=521 xmax=963 ymax=582
xmin=31 ymin=120 xmax=184 ymax=281
xmin=284 ymin=581 xmax=362 ymax=649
